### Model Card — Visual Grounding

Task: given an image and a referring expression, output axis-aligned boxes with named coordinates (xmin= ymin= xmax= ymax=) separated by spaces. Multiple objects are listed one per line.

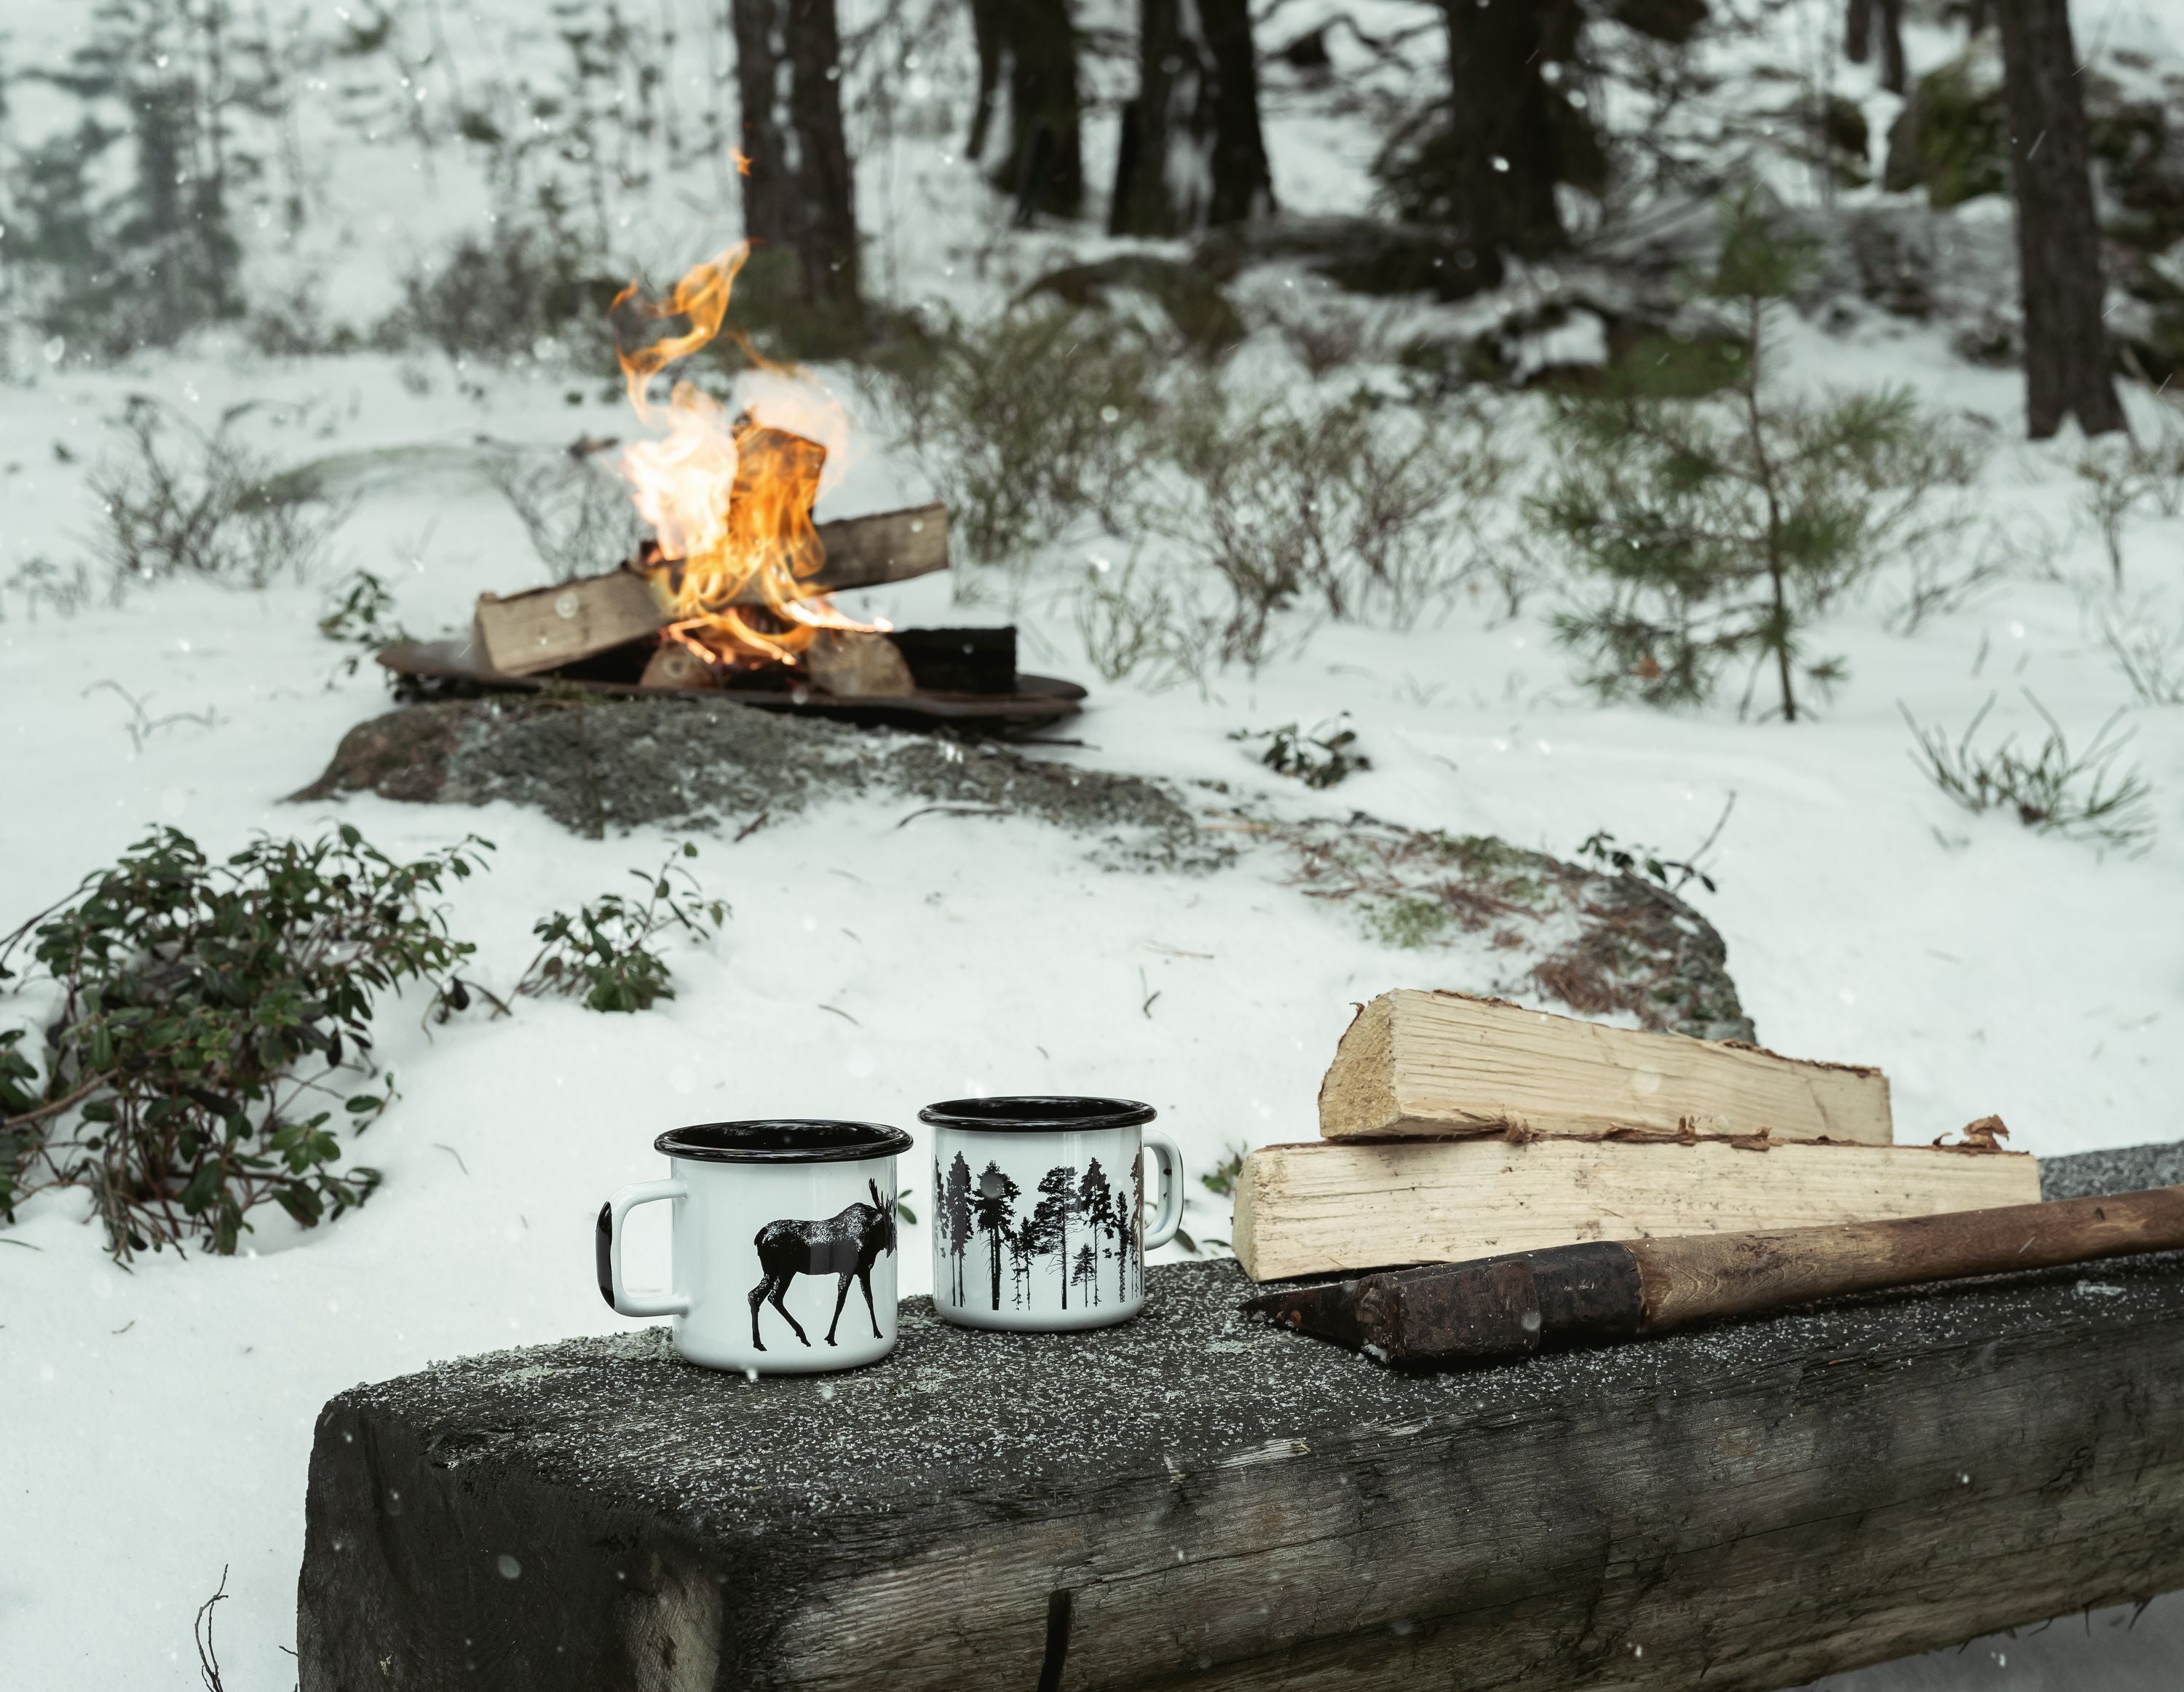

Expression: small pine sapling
xmin=1530 ymin=195 xmax=1978 ymax=721
xmin=518 ymin=843 xmax=729 ymax=1013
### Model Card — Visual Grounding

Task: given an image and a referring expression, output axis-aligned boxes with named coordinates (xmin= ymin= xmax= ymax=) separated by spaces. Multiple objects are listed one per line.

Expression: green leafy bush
xmin=0 ymin=825 xmax=491 ymax=1260
xmin=517 ymin=845 xmax=728 ymax=1013
xmin=1231 ymin=716 xmax=1372 ymax=789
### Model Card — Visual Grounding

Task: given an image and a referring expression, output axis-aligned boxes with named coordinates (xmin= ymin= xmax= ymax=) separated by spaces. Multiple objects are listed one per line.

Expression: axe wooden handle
xmin=1245 ymin=1185 xmax=2184 ymax=1367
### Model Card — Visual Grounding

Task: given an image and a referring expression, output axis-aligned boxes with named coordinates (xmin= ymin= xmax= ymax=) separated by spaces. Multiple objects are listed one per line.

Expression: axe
xmin=1243 ymin=1185 xmax=2184 ymax=1368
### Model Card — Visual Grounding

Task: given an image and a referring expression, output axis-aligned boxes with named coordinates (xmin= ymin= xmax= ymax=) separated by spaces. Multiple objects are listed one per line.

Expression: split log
xmin=472 ymin=572 xmax=668 ymax=679
xmin=637 ymin=642 xmax=719 ymax=690
xmin=807 ymin=502 xmax=949 ymax=595
xmin=296 ymin=1248 xmax=2184 ymax=1691
xmin=1320 ymin=989 xmax=1892 ymax=1144
xmin=804 ymin=630 xmax=915 ymax=697
xmin=1233 ymin=1135 xmax=2041 ymax=1281
xmin=472 ymin=505 xmax=951 ymax=677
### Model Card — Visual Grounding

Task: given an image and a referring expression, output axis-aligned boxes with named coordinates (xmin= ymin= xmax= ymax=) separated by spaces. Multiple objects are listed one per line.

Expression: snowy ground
xmin=7 ymin=1 xmax=2184 ymax=1686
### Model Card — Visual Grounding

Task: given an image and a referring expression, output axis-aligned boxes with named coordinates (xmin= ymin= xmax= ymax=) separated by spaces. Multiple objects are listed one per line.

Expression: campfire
xmin=377 ymin=242 xmax=1080 ymax=730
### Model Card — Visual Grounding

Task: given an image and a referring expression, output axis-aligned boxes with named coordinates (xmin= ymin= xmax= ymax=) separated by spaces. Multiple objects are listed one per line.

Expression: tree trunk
xmin=1382 ymin=0 xmax=1586 ymax=288
xmin=997 ymin=0 xmax=1083 ymax=221
xmin=730 ymin=0 xmax=861 ymax=317
xmin=967 ymin=0 xmax=1005 ymax=162
xmin=1110 ymin=0 xmax=1273 ymax=237
xmin=1845 ymin=0 xmax=1904 ymax=90
xmin=1994 ymin=0 xmax=2126 ymax=438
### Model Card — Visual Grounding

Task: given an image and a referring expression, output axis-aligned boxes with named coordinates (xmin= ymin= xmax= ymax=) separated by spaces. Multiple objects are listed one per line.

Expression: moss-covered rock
xmin=1883 ymin=44 xmax=2009 ymax=208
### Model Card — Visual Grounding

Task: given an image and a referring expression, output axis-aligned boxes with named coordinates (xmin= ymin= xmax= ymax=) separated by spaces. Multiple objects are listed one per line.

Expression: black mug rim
xmin=918 ymin=1095 xmax=1155 ymax=1134
xmin=654 ymin=1120 xmax=914 ymax=1163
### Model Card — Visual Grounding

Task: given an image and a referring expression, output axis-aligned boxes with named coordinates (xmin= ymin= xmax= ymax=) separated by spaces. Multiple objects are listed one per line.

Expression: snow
xmin=4 ymin=0 xmax=2184 ymax=1685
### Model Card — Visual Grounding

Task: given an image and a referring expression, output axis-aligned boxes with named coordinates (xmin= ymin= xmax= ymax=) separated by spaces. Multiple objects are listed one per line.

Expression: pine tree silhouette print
xmin=1032 ymin=1164 xmax=1078 ymax=1308
xmin=1111 ymin=1175 xmax=1135 ymax=1301
xmin=943 ymin=1151 xmax=973 ymax=1304
xmin=1010 ymin=1215 xmax=1036 ymax=1307
xmin=970 ymin=1160 xmax=1020 ymax=1311
xmin=1071 ymin=1242 xmax=1098 ymax=1306
xmin=1077 ymin=1160 xmax=1112 ymax=1307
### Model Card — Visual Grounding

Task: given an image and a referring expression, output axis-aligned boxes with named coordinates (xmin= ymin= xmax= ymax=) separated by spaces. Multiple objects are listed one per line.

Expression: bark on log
xmin=297 ymin=1245 xmax=2184 ymax=1690
xmin=1111 ymin=0 xmax=1273 ymax=237
xmin=1995 ymin=0 xmax=2125 ymax=437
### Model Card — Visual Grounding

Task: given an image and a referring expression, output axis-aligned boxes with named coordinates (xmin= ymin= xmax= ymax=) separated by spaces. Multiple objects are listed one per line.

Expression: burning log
xmin=804 ymin=630 xmax=915 ymax=697
xmin=472 ymin=572 xmax=668 ymax=679
xmin=471 ymin=502 xmax=951 ymax=679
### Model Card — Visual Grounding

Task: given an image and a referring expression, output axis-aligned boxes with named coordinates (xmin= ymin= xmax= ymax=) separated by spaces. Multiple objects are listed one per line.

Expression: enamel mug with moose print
xmin=596 ymin=1120 xmax=913 ymax=1374
xmin=921 ymin=1096 xmax=1184 ymax=1332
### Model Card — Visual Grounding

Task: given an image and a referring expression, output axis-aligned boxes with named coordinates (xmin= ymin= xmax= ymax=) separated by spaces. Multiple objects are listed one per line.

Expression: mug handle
xmin=595 ymin=1179 xmax=691 ymax=1317
xmin=1141 ymin=1130 xmax=1186 ymax=1251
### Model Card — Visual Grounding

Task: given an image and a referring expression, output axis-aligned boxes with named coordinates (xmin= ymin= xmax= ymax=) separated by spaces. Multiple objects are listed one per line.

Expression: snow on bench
xmin=298 ymin=1156 xmax=2184 ymax=1692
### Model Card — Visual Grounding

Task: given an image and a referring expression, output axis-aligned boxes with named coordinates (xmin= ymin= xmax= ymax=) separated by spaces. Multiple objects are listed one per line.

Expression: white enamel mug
xmin=920 ymin=1096 xmax=1184 ymax=1332
xmin=596 ymin=1119 xmax=914 ymax=1374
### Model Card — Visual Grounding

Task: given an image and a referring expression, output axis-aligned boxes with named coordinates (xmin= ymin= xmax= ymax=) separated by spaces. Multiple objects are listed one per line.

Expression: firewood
xmin=473 ymin=505 xmax=951 ymax=678
xmin=1246 ymin=1183 xmax=2184 ymax=1367
xmin=1320 ymin=989 xmax=1892 ymax=1145
xmin=804 ymin=503 xmax=949 ymax=596
xmin=473 ymin=573 xmax=671 ymax=678
xmin=804 ymin=630 xmax=915 ymax=697
xmin=1231 ymin=1136 xmax=2040 ymax=1282
xmin=638 ymin=642 xmax=720 ymax=690
xmin=887 ymin=625 xmax=1017 ymax=694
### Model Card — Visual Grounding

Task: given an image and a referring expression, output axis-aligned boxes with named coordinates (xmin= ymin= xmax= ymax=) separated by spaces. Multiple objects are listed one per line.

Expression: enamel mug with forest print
xmin=920 ymin=1096 xmax=1184 ymax=1332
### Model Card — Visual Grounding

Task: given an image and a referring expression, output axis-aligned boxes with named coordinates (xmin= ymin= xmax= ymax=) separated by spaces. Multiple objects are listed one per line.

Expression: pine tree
xmin=969 ymin=1160 xmax=1020 ymax=1310
xmin=1077 ymin=1161 xmax=1113 ymax=1306
xmin=1530 ymin=195 xmax=1977 ymax=722
xmin=1031 ymin=1164 xmax=1079 ymax=1308
xmin=1111 ymin=1176 xmax=1134 ymax=1300
xmin=1071 ymin=1242 xmax=1099 ymax=1306
xmin=1109 ymin=0 xmax=1271 ymax=237
xmin=1994 ymin=0 xmax=2125 ymax=438
xmin=943 ymin=1151 xmax=973 ymax=1304
xmin=731 ymin=0 xmax=862 ymax=330
xmin=968 ymin=0 xmax=1083 ymax=222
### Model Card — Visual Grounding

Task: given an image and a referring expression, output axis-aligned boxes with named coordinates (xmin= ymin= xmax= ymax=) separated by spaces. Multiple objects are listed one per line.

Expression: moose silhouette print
xmin=749 ymin=1178 xmax=898 ymax=1350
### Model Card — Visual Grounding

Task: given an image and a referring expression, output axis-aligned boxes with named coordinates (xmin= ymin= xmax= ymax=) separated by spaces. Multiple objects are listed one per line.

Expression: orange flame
xmin=614 ymin=242 xmax=870 ymax=666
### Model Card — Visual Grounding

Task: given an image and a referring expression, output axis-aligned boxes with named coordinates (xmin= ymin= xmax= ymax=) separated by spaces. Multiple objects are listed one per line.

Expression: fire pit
xmin=379 ymin=243 xmax=1084 ymax=734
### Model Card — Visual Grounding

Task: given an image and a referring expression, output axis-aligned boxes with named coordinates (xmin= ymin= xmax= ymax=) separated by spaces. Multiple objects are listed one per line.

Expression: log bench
xmin=298 ymin=1145 xmax=2184 ymax=1691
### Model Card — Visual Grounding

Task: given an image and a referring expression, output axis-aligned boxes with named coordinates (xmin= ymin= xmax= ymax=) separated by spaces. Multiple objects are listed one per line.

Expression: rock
xmin=291 ymin=696 xmax=1223 ymax=866
xmin=298 ymin=1209 xmax=2184 ymax=1691
xmin=1883 ymin=41 xmax=2011 ymax=207
xmin=1019 ymin=255 xmax=1247 ymax=355
xmin=1194 ymin=216 xmax=1503 ymax=301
